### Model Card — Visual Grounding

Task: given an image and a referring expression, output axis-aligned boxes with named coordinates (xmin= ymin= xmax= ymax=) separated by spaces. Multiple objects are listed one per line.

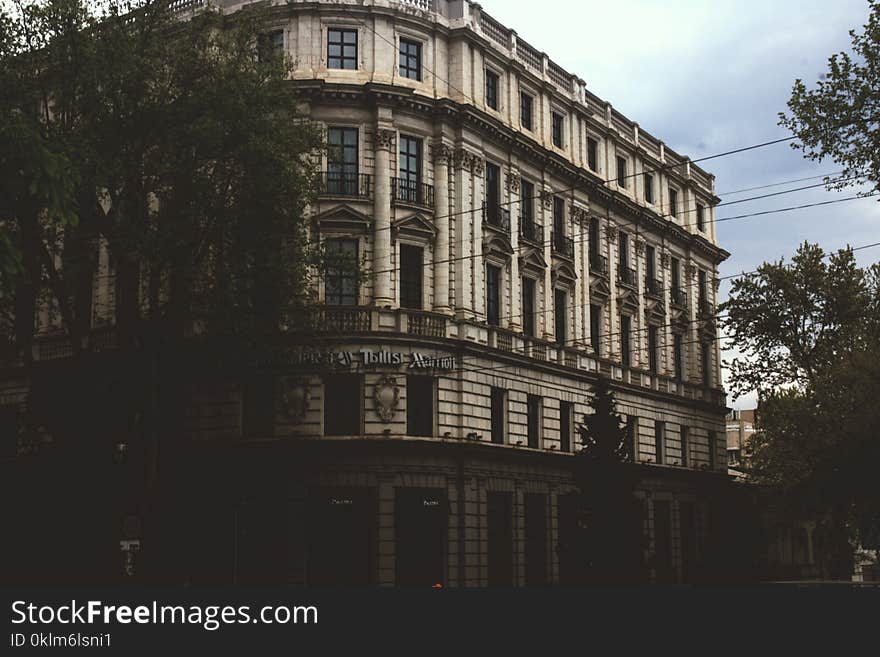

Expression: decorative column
xmin=373 ymin=128 xmax=395 ymax=307
xmin=635 ymin=237 xmax=646 ymax=369
xmin=712 ymin=272 xmax=722 ymax=389
xmin=432 ymin=142 xmax=453 ymax=314
xmin=661 ymin=250 xmax=673 ymax=376
xmin=507 ymin=169 xmax=521 ymax=331
xmin=453 ymin=149 xmax=474 ymax=319
xmin=541 ymin=189 xmax=554 ymax=342
xmin=606 ymin=221 xmax=619 ymax=360
xmin=685 ymin=260 xmax=699 ymax=382
xmin=471 ymin=157 xmax=486 ymax=319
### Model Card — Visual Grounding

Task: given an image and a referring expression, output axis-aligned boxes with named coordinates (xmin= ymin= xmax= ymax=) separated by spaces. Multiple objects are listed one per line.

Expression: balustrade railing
xmin=519 ymin=220 xmax=544 ymax=246
xmin=316 ymin=172 xmax=373 ymax=199
xmin=391 ymin=177 xmax=434 ymax=207
xmin=552 ymin=231 xmax=574 ymax=258
xmin=617 ymin=265 xmax=637 ymax=287
xmin=483 ymin=203 xmax=511 ymax=232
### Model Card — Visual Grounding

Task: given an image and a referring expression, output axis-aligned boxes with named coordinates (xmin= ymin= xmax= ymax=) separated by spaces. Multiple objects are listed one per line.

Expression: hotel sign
xmin=278 ymin=349 xmax=456 ymax=370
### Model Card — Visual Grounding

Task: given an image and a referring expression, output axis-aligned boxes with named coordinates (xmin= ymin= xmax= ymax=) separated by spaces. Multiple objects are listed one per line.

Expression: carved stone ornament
xmin=713 ymin=276 xmax=721 ymax=291
xmin=660 ymin=252 xmax=670 ymax=268
xmin=282 ymin=377 xmax=310 ymax=421
xmin=471 ymin=158 xmax=485 ymax=176
xmin=606 ymin=225 xmax=618 ymax=244
xmin=375 ymin=128 xmax=396 ymax=151
xmin=373 ymin=375 xmax=400 ymax=423
xmin=570 ymin=205 xmax=589 ymax=223
xmin=635 ymin=239 xmax=645 ymax=256
xmin=454 ymin=149 xmax=474 ymax=170
xmin=506 ymin=172 xmax=520 ymax=194
xmin=540 ymin=191 xmax=553 ymax=210
xmin=431 ymin=143 xmax=454 ymax=164
xmin=685 ymin=263 xmax=697 ymax=280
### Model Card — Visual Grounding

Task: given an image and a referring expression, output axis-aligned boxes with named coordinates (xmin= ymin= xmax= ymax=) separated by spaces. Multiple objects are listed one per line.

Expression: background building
xmin=2 ymin=0 xmax=737 ymax=586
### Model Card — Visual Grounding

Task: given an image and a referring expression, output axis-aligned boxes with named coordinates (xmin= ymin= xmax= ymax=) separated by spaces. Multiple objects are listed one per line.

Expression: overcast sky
xmin=479 ymin=0 xmax=879 ymax=408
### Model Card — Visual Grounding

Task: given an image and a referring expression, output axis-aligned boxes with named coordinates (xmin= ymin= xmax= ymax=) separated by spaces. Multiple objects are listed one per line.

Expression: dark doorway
xmin=396 ymin=488 xmax=447 ymax=587
xmin=680 ymin=501 xmax=697 ymax=584
xmin=653 ymin=500 xmax=673 ymax=583
xmin=557 ymin=493 xmax=582 ymax=586
xmin=487 ymin=492 xmax=513 ymax=586
xmin=525 ymin=493 xmax=548 ymax=586
xmin=235 ymin=500 xmax=289 ymax=585
xmin=306 ymin=488 xmax=375 ymax=587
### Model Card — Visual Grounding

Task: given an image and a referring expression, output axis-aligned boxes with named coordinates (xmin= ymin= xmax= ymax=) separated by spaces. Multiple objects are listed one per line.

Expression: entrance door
xmin=525 ymin=493 xmax=548 ymax=586
xmin=487 ymin=492 xmax=513 ymax=587
xmin=395 ymin=489 xmax=447 ymax=587
xmin=306 ymin=488 xmax=375 ymax=587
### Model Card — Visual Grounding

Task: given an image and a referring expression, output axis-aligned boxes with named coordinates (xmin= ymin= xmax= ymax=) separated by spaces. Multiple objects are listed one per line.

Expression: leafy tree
xmin=721 ymin=243 xmax=880 ymax=570
xmin=779 ymin=0 xmax=880 ymax=194
xmin=570 ymin=377 xmax=646 ymax=585
xmin=0 ymin=0 xmax=330 ymax=583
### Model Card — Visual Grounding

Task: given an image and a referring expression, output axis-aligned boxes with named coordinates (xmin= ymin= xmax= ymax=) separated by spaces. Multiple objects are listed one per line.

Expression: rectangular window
xmin=242 ymin=375 xmax=276 ymax=437
xmin=551 ymin=112 xmax=564 ymax=148
xmin=486 ymin=264 xmax=501 ymax=326
xmin=671 ymin=256 xmax=681 ymax=302
xmin=399 ymin=37 xmax=421 ymax=80
xmin=486 ymin=162 xmax=501 ymax=214
xmin=654 ymin=420 xmax=665 ymax=464
xmin=587 ymin=137 xmax=598 ymax=172
xmin=399 ymin=244 xmax=423 ymax=309
xmin=328 ymin=28 xmax=357 ymax=70
xmin=406 ymin=375 xmax=434 ymax=437
xmin=559 ymin=401 xmax=572 ymax=453
xmin=646 ymin=244 xmax=657 ymax=282
xmin=619 ymin=230 xmax=629 ymax=269
xmin=697 ymin=203 xmax=706 ymax=231
xmin=398 ymin=135 xmax=422 ymax=203
xmin=702 ymin=342 xmax=711 ymax=387
xmin=490 ymin=387 xmax=506 ymax=444
xmin=588 ymin=217 xmax=599 ymax=261
xmin=644 ymin=172 xmax=654 ymax=203
xmin=554 ymin=288 xmax=567 ymax=344
xmin=527 ymin=394 xmax=542 ymax=448
xmin=520 ymin=179 xmax=534 ymax=225
xmin=327 ymin=127 xmax=359 ymax=194
xmin=617 ymin=156 xmax=627 ymax=187
xmin=708 ymin=431 xmax=717 ymax=470
xmin=324 ymin=374 xmax=361 ymax=436
xmin=680 ymin=426 xmax=689 ymax=467
xmin=648 ymin=325 xmax=659 ymax=374
xmin=590 ymin=304 xmax=601 ymax=355
xmin=258 ymin=30 xmax=284 ymax=62
xmin=553 ymin=197 xmax=565 ymax=237
xmin=520 ymin=92 xmax=533 ymax=130
xmin=669 ymin=188 xmax=678 ymax=218
xmin=699 ymin=269 xmax=708 ymax=305
xmin=626 ymin=415 xmax=638 ymax=461
xmin=486 ymin=69 xmax=499 ymax=110
xmin=674 ymin=333 xmax=684 ymax=381
xmin=620 ymin=314 xmax=631 ymax=369
xmin=325 ymin=239 xmax=359 ymax=305
xmin=522 ymin=277 xmax=536 ymax=337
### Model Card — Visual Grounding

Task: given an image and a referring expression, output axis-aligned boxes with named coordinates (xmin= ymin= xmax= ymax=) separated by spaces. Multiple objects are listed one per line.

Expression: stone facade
xmin=2 ymin=0 xmax=733 ymax=586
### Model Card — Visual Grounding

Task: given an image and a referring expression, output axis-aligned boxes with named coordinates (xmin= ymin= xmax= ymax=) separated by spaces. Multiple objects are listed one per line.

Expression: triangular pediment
xmin=518 ymin=246 xmax=547 ymax=275
xmin=617 ymin=288 xmax=639 ymax=314
xmin=551 ymin=260 xmax=578 ymax=286
xmin=644 ymin=298 xmax=666 ymax=325
xmin=393 ymin=212 xmax=437 ymax=241
xmin=483 ymin=232 xmax=514 ymax=258
xmin=312 ymin=203 xmax=373 ymax=233
xmin=590 ymin=276 xmax=612 ymax=299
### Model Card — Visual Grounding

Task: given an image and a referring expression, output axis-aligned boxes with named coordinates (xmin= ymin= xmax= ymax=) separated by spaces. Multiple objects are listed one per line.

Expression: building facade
xmin=2 ymin=0 xmax=734 ymax=586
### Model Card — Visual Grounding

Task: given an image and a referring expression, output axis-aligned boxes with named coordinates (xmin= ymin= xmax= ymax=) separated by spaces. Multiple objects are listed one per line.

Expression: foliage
xmin=576 ymin=376 xmax=631 ymax=464
xmin=0 ymin=0 xmax=325 ymax=353
xmin=721 ymin=242 xmax=880 ymax=550
xmin=779 ymin=0 xmax=880 ymax=194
